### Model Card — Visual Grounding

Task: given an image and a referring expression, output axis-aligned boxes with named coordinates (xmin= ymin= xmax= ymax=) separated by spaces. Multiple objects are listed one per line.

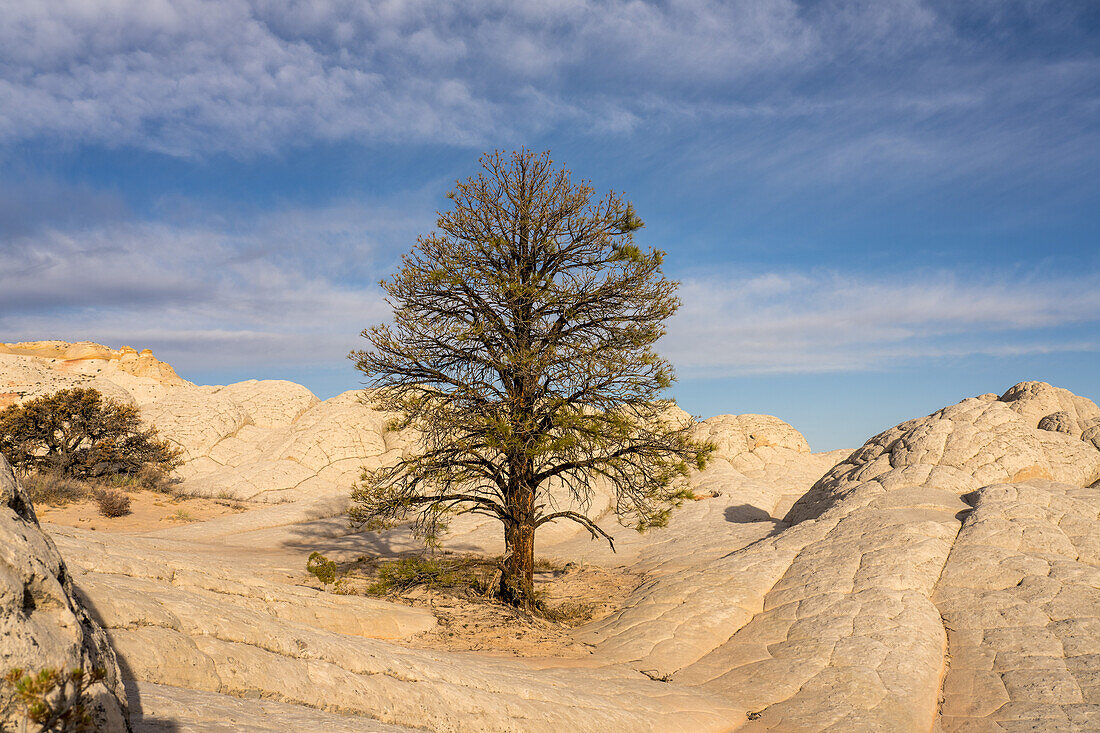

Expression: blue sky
xmin=1 ymin=0 xmax=1098 ymax=450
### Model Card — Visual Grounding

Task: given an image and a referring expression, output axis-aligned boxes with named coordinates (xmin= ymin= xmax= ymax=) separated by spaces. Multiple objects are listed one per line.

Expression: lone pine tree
xmin=350 ymin=150 xmax=711 ymax=608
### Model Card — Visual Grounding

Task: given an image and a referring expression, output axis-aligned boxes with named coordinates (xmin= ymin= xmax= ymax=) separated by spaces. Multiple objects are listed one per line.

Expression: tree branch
xmin=535 ymin=510 xmax=615 ymax=552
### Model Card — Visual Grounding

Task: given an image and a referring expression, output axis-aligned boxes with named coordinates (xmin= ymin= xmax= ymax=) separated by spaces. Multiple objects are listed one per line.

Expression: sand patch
xmin=311 ymin=555 xmax=641 ymax=658
xmin=37 ymin=489 xmax=249 ymax=533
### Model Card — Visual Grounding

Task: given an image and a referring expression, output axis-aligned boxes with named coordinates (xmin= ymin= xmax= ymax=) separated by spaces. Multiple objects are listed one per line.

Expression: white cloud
xmin=0 ymin=0 xmax=1094 ymax=402
xmin=665 ymin=270 xmax=1100 ymax=375
xmin=0 ymin=0 xmax=1093 ymax=203
xmin=4 ymin=205 xmax=1097 ymax=382
xmin=0 ymin=0 xmax=1054 ymax=156
xmin=0 ymin=199 xmax=429 ymax=374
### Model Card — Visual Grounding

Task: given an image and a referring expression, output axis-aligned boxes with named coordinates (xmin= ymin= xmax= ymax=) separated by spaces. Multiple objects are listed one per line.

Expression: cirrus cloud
xmin=3 ymin=208 xmax=1098 ymax=383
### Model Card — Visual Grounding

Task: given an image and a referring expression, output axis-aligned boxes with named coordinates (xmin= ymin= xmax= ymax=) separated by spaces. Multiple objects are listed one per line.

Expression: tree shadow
xmin=723 ymin=504 xmax=775 ymax=523
xmin=274 ymin=520 xmax=492 ymax=560
xmin=125 ymin=681 xmax=181 ymax=732
xmin=723 ymin=504 xmax=787 ymax=540
xmin=254 ymin=505 xmax=500 ymax=561
xmin=73 ymin=588 xmax=181 ymax=732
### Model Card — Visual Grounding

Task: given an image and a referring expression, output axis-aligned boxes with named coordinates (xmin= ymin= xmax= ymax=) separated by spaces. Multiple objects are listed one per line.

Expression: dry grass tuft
xmin=166 ymin=508 xmax=198 ymax=523
xmin=94 ymin=488 xmax=132 ymax=517
xmin=18 ymin=470 xmax=90 ymax=506
xmin=104 ymin=464 xmax=180 ymax=494
xmin=17 ymin=466 xmax=186 ymax=525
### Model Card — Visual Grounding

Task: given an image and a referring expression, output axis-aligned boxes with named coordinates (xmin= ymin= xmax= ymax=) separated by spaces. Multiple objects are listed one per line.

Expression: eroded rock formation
xmin=1 ymin=343 xmax=406 ymax=502
xmin=0 ymin=456 xmax=129 ymax=731
xmin=4 ymin=343 xmax=1099 ymax=731
xmin=787 ymin=381 xmax=1100 ymax=524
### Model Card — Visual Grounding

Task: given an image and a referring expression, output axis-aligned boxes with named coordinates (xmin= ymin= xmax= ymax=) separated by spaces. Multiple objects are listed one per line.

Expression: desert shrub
xmin=537 ymin=600 xmax=596 ymax=625
xmin=359 ymin=554 xmax=592 ymax=622
xmin=3 ymin=667 xmax=105 ymax=733
xmin=363 ymin=555 xmax=508 ymax=596
xmin=104 ymin=464 xmax=178 ymax=494
xmin=306 ymin=552 xmax=337 ymax=585
xmin=0 ymin=388 xmax=180 ymax=481
xmin=93 ymin=489 xmax=131 ymax=518
xmin=327 ymin=553 xmax=592 ymax=622
xmin=138 ymin=463 xmax=179 ymax=492
xmin=354 ymin=554 xmax=568 ymax=597
xmin=17 ymin=471 xmax=91 ymax=506
xmin=369 ymin=556 xmax=455 ymax=595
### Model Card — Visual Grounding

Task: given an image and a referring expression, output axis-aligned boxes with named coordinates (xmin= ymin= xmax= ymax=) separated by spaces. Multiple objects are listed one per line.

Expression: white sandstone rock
xmin=786 ymin=383 xmax=1100 ymax=524
xmin=9 ymin=343 xmax=1100 ymax=731
xmin=0 ymin=456 xmax=129 ymax=732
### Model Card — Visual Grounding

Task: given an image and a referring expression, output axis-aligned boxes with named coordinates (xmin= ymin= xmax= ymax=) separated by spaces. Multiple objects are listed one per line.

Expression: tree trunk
xmin=500 ymin=473 xmax=536 ymax=609
xmin=502 ymin=520 xmax=535 ymax=608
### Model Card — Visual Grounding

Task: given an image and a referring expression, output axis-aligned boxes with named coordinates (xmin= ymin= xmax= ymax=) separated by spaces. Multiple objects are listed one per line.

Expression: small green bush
xmin=362 ymin=555 xmax=534 ymax=597
xmin=3 ymin=666 xmax=105 ymax=733
xmin=306 ymin=552 xmax=337 ymax=585
xmin=367 ymin=556 xmax=463 ymax=595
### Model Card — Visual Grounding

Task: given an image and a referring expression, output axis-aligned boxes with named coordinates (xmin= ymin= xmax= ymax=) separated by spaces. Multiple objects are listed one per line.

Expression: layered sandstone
xmin=4 ymin=343 xmax=1099 ymax=731
xmin=0 ymin=456 xmax=129 ymax=731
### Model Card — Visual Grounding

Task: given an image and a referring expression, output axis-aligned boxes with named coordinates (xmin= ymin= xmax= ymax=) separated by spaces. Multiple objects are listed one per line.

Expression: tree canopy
xmin=350 ymin=150 xmax=711 ymax=607
xmin=0 ymin=388 xmax=180 ymax=480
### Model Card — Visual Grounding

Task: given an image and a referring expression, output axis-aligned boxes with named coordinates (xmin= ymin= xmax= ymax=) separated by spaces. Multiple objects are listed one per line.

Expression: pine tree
xmin=350 ymin=150 xmax=711 ymax=608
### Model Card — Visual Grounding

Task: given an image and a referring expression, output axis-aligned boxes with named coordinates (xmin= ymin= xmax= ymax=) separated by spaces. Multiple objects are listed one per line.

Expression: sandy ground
xmin=36 ymin=485 xmax=641 ymax=658
xmin=36 ymin=490 xmax=249 ymax=533
xmin=316 ymin=559 xmax=642 ymax=658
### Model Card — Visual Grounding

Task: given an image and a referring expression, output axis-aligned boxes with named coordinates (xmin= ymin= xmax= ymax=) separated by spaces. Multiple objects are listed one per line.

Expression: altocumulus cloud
xmin=2 ymin=0 xmax=808 ymax=153
xmin=1 ymin=0 xmax=1097 ymax=386
xmin=2 ymin=0 xmax=1095 ymax=173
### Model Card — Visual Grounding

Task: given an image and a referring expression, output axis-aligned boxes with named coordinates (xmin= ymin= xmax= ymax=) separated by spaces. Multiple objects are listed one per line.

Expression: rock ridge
xmin=0 ymin=455 xmax=130 ymax=731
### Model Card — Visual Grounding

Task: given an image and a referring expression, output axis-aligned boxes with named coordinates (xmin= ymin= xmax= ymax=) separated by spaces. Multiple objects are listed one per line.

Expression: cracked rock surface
xmin=934 ymin=481 xmax=1100 ymax=731
xmin=4 ymin=343 xmax=1100 ymax=731
xmin=0 ymin=455 xmax=129 ymax=731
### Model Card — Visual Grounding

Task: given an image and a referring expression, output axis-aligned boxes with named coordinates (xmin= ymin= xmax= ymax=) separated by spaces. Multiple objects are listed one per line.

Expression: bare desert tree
xmin=350 ymin=150 xmax=711 ymax=608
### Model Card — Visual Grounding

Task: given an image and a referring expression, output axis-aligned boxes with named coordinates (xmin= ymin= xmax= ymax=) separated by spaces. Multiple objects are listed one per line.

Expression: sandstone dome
xmin=786 ymin=380 xmax=1100 ymax=523
xmin=2 ymin=343 xmax=1098 ymax=731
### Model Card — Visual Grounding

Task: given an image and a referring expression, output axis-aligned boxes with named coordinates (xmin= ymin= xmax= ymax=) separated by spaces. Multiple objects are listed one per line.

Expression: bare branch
xmin=535 ymin=511 xmax=616 ymax=552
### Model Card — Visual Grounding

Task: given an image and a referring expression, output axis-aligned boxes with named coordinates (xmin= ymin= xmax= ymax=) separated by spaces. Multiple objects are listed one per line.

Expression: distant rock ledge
xmin=0 ymin=341 xmax=823 ymax=508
